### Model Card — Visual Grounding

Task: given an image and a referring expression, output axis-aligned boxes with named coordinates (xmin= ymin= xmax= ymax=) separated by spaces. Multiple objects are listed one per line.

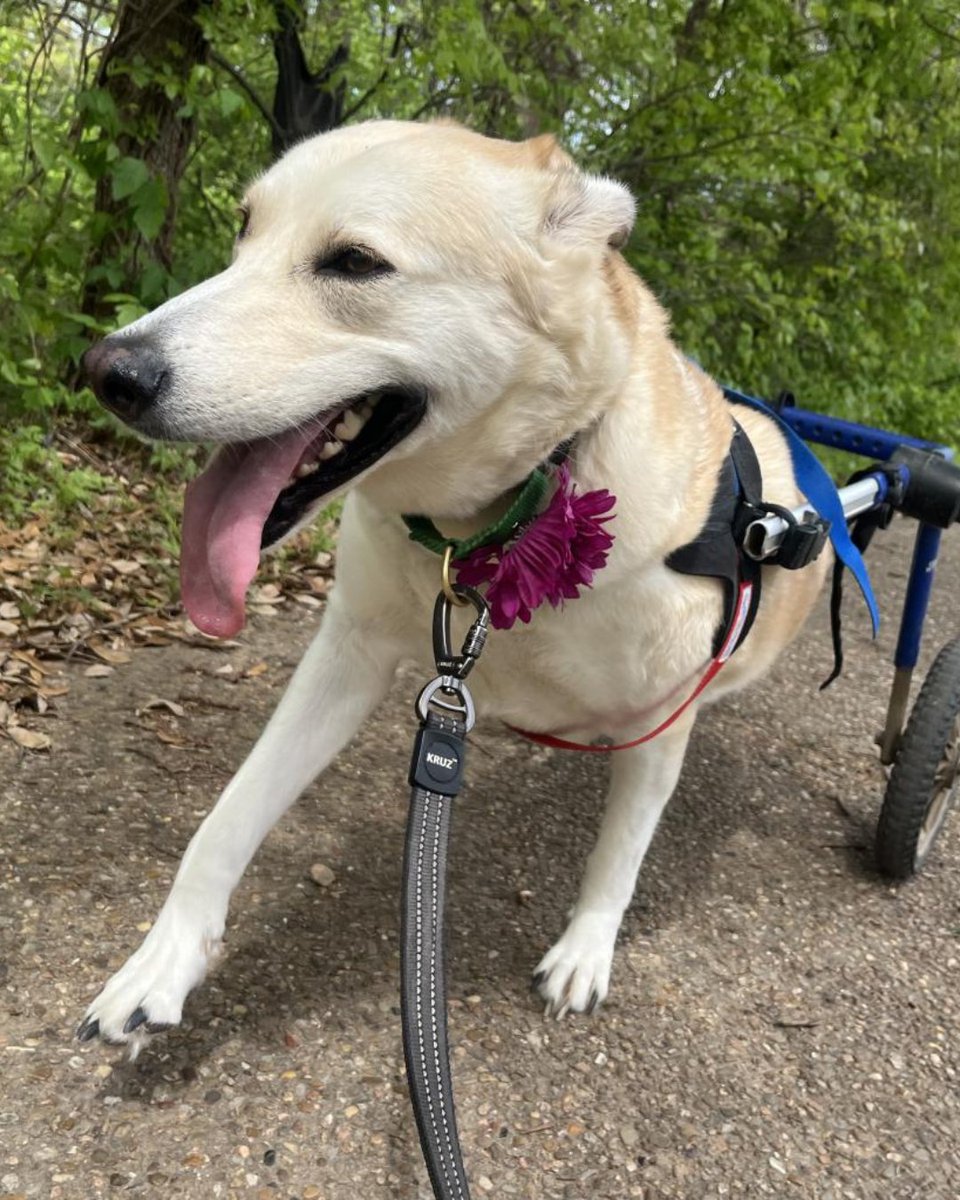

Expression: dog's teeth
xmin=366 ymin=391 xmax=383 ymax=407
xmin=335 ymin=409 xmax=365 ymax=442
xmin=318 ymin=440 xmax=342 ymax=460
xmin=295 ymin=461 xmax=319 ymax=478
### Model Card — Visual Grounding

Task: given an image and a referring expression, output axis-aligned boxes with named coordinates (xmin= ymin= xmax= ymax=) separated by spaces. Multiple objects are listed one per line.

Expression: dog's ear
xmin=544 ymin=170 xmax=636 ymax=251
xmin=525 ymin=133 xmax=575 ymax=172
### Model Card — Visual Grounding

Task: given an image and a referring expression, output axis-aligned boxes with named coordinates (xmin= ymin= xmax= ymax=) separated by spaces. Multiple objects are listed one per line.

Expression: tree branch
xmin=209 ymin=47 xmax=285 ymax=141
xmin=339 ymin=22 xmax=407 ymax=123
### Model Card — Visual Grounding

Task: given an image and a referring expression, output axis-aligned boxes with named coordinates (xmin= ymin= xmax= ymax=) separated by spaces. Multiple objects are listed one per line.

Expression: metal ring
xmin=441 ymin=545 xmax=469 ymax=606
xmin=416 ymin=675 xmax=476 ymax=731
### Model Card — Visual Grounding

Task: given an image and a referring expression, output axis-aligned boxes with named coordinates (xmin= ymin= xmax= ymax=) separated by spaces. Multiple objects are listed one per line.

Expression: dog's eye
xmin=236 ymin=206 xmax=250 ymax=240
xmin=315 ymin=246 xmax=393 ymax=279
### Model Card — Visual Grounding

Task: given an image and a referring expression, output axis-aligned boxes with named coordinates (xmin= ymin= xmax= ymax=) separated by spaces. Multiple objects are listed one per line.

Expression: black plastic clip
xmin=774 ymin=511 xmax=832 ymax=570
xmin=742 ymin=499 xmax=831 ymax=571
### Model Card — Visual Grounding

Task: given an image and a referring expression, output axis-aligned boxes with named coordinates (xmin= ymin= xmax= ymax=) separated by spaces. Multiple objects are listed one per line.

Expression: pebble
xmin=309 ymin=863 xmax=336 ymax=887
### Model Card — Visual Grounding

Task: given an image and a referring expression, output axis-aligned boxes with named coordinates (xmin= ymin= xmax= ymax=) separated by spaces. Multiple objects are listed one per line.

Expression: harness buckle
xmin=741 ymin=500 xmax=831 ymax=570
xmin=773 ymin=512 xmax=832 ymax=570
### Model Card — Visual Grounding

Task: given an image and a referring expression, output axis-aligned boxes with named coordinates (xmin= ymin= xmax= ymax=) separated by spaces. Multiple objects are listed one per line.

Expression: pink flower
xmin=456 ymin=466 xmax=615 ymax=630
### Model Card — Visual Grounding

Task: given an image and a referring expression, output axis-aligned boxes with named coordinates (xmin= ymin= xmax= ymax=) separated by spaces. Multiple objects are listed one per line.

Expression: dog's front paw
xmin=77 ymin=898 xmax=224 ymax=1056
xmin=532 ymin=911 xmax=618 ymax=1019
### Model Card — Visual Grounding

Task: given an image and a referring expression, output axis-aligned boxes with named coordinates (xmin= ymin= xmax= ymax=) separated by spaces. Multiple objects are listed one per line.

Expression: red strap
xmin=509 ymin=582 xmax=754 ymax=753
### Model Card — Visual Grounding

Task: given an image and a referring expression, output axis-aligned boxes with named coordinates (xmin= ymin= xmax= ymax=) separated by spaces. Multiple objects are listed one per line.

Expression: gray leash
xmin=401 ymin=587 xmax=489 ymax=1199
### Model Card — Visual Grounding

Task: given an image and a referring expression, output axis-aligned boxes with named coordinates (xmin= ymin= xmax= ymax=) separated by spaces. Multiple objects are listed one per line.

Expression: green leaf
xmin=111 ymin=157 xmax=151 ymax=201
xmin=218 ymin=88 xmax=245 ymax=117
xmin=131 ymin=178 xmax=169 ymax=240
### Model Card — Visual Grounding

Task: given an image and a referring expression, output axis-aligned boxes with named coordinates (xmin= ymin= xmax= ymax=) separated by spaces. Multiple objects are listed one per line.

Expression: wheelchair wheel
xmin=876 ymin=635 xmax=960 ymax=879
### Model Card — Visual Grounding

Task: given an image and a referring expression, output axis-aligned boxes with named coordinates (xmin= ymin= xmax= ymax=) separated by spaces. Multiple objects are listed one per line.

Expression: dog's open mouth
xmin=180 ymin=386 xmax=426 ymax=637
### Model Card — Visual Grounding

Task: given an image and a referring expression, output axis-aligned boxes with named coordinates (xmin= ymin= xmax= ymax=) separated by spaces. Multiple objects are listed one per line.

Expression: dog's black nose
xmin=83 ymin=337 xmax=169 ymax=423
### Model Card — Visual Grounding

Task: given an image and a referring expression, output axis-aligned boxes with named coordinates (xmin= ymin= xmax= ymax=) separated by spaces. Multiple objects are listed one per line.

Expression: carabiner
xmin=432 ymin=585 xmax=490 ymax=679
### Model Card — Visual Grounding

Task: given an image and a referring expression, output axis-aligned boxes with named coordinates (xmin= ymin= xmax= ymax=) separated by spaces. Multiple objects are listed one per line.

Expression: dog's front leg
xmin=78 ymin=601 xmax=401 ymax=1051
xmin=533 ymin=720 xmax=693 ymax=1017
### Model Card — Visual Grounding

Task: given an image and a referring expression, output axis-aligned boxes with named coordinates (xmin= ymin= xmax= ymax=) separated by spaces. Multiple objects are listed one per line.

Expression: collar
xmin=401 ymin=438 xmax=575 ymax=559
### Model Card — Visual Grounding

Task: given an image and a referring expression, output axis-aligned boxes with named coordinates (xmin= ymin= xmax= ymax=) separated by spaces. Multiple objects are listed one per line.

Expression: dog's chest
xmin=341 ymin=496 xmax=722 ymax=740
xmin=417 ymin=569 xmax=719 ymax=739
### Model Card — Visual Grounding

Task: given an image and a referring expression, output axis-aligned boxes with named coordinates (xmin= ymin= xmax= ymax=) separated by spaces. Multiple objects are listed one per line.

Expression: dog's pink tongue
xmin=181 ymin=427 xmax=319 ymax=637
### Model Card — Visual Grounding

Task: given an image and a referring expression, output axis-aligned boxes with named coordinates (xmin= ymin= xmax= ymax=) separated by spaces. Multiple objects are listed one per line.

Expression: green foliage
xmin=0 ymin=424 xmax=108 ymax=519
xmin=0 ymin=0 xmax=957 ymax=494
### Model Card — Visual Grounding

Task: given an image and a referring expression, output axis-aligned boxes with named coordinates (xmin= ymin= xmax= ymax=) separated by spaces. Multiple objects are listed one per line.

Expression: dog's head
xmin=84 ymin=120 xmax=642 ymax=636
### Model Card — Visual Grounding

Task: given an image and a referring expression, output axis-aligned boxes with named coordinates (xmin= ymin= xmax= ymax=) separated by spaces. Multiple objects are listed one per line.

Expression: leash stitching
xmin=415 ymin=795 xmax=453 ymax=1195
xmin=427 ymin=792 xmax=464 ymax=1197
xmin=415 ymin=790 xmax=465 ymax=1197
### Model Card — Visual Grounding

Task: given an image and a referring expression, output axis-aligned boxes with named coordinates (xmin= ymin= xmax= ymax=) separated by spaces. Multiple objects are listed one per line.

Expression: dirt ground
xmin=2 ymin=517 xmax=959 ymax=1200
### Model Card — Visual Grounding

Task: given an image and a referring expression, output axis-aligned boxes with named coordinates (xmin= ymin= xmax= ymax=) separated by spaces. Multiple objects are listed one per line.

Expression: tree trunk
xmin=82 ymin=0 xmax=209 ymax=318
xmin=271 ymin=0 xmax=348 ymax=158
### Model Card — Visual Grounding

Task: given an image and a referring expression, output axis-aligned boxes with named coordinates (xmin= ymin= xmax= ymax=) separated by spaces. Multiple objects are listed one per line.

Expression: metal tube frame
xmin=736 ymin=395 xmax=954 ymax=762
xmin=743 ymin=473 xmax=888 ymax=561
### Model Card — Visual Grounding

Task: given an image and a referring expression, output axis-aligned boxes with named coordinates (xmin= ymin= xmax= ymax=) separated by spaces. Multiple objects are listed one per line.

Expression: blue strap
xmin=722 ymin=386 xmax=880 ymax=636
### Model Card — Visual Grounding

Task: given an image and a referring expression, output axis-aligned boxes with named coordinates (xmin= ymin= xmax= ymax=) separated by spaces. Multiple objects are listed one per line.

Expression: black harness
xmin=666 ymin=418 xmax=765 ymax=657
xmin=666 ymin=412 xmax=832 ymax=660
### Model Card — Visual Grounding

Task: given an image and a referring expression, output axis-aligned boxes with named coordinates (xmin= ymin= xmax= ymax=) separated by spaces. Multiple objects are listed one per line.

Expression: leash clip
xmin=412 ymin=586 xmax=487 ymax=760
xmin=432 ymin=586 xmax=489 ymax=680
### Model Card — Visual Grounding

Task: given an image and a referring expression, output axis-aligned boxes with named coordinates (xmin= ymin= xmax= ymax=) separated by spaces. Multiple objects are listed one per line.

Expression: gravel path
xmin=2 ymin=517 xmax=959 ymax=1200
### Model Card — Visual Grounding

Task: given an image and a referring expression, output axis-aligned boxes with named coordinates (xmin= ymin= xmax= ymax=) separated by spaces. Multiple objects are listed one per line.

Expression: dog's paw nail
xmin=76 ymin=1017 xmax=100 ymax=1043
xmin=586 ymin=988 xmax=600 ymax=1015
xmin=530 ymin=970 xmax=546 ymax=992
xmin=123 ymin=1006 xmax=148 ymax=1034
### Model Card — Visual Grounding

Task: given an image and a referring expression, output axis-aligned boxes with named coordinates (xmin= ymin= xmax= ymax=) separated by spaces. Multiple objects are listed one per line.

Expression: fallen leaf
xmin=139 ymin=696 xmax=186 ymax=718
xmin=154 ymin=729 xmax=188 ymax=746
xmin=8 ymin=726 xmax=51 ymax=751
xmin=243 ymin=661 xmax=269 ymax=679
xmin=84 ymin=664 xmax=114 ymax=678
xmin=89 ymin=642 xmax=132 ymax=665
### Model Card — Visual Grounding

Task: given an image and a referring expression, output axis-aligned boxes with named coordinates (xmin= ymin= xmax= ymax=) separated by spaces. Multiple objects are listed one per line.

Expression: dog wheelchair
xmin=725 ymin=388 xmax=960 ymax=878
